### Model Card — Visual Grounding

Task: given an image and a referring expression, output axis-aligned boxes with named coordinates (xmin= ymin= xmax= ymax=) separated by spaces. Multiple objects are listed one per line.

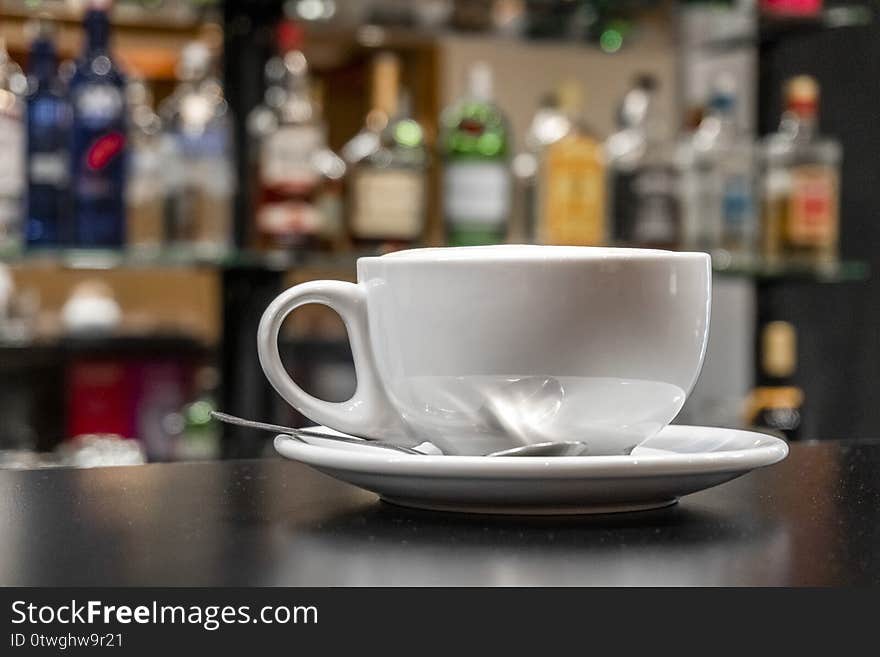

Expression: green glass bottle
xmin=440 ymin=62 xmax=512 ymax=246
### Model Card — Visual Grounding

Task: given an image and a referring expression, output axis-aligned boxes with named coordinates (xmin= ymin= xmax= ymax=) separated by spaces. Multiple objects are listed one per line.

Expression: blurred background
xmin=0 ymin=0 xmax=877 ymax=468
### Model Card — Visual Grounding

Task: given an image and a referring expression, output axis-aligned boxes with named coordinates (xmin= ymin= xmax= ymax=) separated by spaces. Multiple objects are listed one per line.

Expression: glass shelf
xmin=710 ymin=254 xmax=869 ymax=283
xmin=0 ymin=246 xmax=371 ymax=273
xmin=760 ymin=5 xmax=874 ymax=43
xmin=1 ymin=246 xmax=868 ymax=283
xmin=700 ymin=4 xmax=873 ymax=51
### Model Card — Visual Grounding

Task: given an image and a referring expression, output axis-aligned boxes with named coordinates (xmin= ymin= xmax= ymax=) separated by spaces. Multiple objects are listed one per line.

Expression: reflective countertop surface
xmin=1 ymin=440 xmax=878 ymax=586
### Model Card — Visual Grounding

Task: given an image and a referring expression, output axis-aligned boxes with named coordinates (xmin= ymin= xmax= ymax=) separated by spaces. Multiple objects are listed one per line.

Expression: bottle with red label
xmin=760 ymin=75 xmax=841 ymax=266
xmin=69 ymin=0 xmax=127 ymax=248
xmin=248 ymin=21 xmax=344 ymax=253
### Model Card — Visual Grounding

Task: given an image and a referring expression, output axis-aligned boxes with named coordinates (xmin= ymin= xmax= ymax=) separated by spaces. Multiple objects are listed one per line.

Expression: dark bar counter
xmin=1 ymin=440 xmax=878 ymax=586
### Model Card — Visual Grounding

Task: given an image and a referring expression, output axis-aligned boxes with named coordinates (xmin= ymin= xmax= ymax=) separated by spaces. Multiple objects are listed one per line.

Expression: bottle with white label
xmin=440 ymin=61 xmax=511 ymax=246
xmin=343 ymin=52 xmax=427 ymax=249
xmin=25 ymin=23 xmax=72 ymax=249
xmin=760 ymin=75 xmax=841 ymax=266
xmin=249 ymin=21 xmax=344 ymax=252
xmin=159 ymin=41 xmax=234 ymax=257
xmin=0 ymin=38 xmax=27 ymax=253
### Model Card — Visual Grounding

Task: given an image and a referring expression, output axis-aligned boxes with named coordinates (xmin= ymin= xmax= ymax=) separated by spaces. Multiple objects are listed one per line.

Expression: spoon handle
xmin=211 ymin=411 xmax=300 ymax=436
xmin=210 ymin=411 xmax=425 ymax=455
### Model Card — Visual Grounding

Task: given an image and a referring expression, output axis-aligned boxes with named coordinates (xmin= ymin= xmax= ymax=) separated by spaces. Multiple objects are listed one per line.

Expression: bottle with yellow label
xmin=745 ymin=321 xmax=803 ymax=441
xmin=535 ymin=82 xmax=606 ymax=246
xmin=760 ymin=76 xmax=841 ymax=266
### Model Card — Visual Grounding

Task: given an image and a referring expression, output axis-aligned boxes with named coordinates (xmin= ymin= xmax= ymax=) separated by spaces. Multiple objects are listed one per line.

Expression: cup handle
xmin=257 ymin=280 xmax=403 ymax=439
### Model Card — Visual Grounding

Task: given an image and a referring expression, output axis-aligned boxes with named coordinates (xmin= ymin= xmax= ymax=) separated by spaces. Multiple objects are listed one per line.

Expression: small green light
xmin=600 ymin=29 xmax=623 ymax=54
xmin=477 ymin=132 xmax=502 ymax=156
xmin=394 ymin=119 xmax=422 ymax=147
xmin=188 ymin=401 xmax=214 ymax=425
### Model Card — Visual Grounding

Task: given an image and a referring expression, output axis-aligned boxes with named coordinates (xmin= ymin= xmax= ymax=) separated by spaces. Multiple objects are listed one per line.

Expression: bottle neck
xmin=467 ymin=65 xmax=493 ymax=103
xmin=83 ymin=10 xmax=110 ymax=57
xmin=781 ymin=107 xmax=817 ymax=141
xmin=369 ymin=69 xmax=398 ymax=132
xmin=29 ymin=39 xmax=57 ymax=83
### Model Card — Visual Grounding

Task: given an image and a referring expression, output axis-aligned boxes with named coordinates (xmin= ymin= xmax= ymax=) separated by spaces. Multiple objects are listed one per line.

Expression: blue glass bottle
xmin=69 ymin=6 xmax=126 ymax=248
xmin=25 ymin=25 xmax=72 ymax=248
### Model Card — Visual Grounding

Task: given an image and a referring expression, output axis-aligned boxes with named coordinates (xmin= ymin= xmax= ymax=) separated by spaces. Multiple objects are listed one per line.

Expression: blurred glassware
xmin=744 ymin=320 xmax=803 ymax=441
xmin=491 ymin=0 xmax=526 ymax=36
xmin=451 ymin=0 xmax=494 ymax=31
xmin=344 ymin=52 xmax=427 ymax=249
xmin=60 ymin=279 xmax=122 ymax=334
xmin=512 ymin=92 xmax=567 ymax=242
xmin=367 ymin=0 xmax=417 ymax=25
xmin=414 ymin=0 xmax=454 ymax=29
xmin=760 ymin=75 xmax=841 ymax=267
xmin=286 ymin=0 xmax=338 ymax=24
xmin=160 ymin=40 xmax=234 ymax=257
xmin=534 ymin=79 xmax=606 ymax=245
xmin=440 ymin=61 xmax=512 ymax=246
xmin=25 ymin=21 xmax=72 ymax=250
xmin=0 ymin=38 xmax=27 ymax=254
xmin=607 ymin=74 xmax=681 ymax=249
xmin=0 ymin=263 xmax=12 ymax=320
xmin=55 ymin=433 xmax=146 ymax=468
xmin=125 ymin=77 xmax=164 ymax=254
xmin=680 ymin=75 xmax=756 ymax=259
xmin=176 ymin=366 xmax=220 ymax=461
xmin=0 ymin=450 xmax=58 ymax=470
xmin=761 ymin=0 xmax=823 ymax=18
xmin=69 ymin=1 xmax=127 ymax=249
xmin=249 ymin=21 xmax=344 ymax=252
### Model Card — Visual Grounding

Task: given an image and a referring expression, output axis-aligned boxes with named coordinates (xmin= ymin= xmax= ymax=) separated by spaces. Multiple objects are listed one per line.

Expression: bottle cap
xmin=785 ymin=75 xmax=819 ymax=116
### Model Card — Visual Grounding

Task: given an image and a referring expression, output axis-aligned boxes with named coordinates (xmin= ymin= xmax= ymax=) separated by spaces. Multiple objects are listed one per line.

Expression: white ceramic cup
xmin=258 ymin=245 xmax=711 ymax=455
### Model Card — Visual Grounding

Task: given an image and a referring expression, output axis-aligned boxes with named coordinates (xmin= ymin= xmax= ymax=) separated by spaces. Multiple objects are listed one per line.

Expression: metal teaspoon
xmin=211 ymin=412 xmax=588 ymax=457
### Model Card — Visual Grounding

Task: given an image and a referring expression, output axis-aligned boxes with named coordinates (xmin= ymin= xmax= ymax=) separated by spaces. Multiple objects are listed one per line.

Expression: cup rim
xmin=359 ymin=245 xmax=711 ymax=266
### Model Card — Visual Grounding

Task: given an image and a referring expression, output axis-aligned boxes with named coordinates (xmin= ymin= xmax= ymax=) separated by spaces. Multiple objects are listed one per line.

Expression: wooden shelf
xmin=0 ymin=3 xmax=210 ymax=80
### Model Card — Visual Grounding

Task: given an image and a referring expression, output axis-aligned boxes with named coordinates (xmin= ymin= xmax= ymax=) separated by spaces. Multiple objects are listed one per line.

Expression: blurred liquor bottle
xmin=761 ymin=76 xmax=840 ymax=266
xmin=344 ymin=53 xmax=427 ymax=249
xmin=745 ymin=321 xmax=803 ymax=441
xmin=160 ymin=41 xmax=234 ymax=257
xmin=440 ymin=62 xmax=511 ymax=246
xmin=535 ymin=81 xmax=605 ymax=246
xmin=249 ymin=22 xmax=344 ymax=252
xmin=25 ymin=22 xmax=72 ymax=249
xmin=125 ymin=78 xmax=163 ymax=253
xmin=177 ymin=366 xmax=220 ymax=461
xmin=69 ymin=1 xmax=127 ymax=248
xmin=607 ymin=74 xmax=681 ymax=249
xmin=0 ymin=38 xmax=26 ymax=253
xmin=760 ymin=0 xmax=823 ymax=17
xmin=516 ymin=91 xmax=569 ymax=242
xmin=682 ymin=77 xmax=756 ymax=258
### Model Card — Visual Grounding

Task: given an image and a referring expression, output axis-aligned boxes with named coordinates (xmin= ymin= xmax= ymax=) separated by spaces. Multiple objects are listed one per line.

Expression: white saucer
xmin=274 ymin=425 xmax=788 ymax=515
